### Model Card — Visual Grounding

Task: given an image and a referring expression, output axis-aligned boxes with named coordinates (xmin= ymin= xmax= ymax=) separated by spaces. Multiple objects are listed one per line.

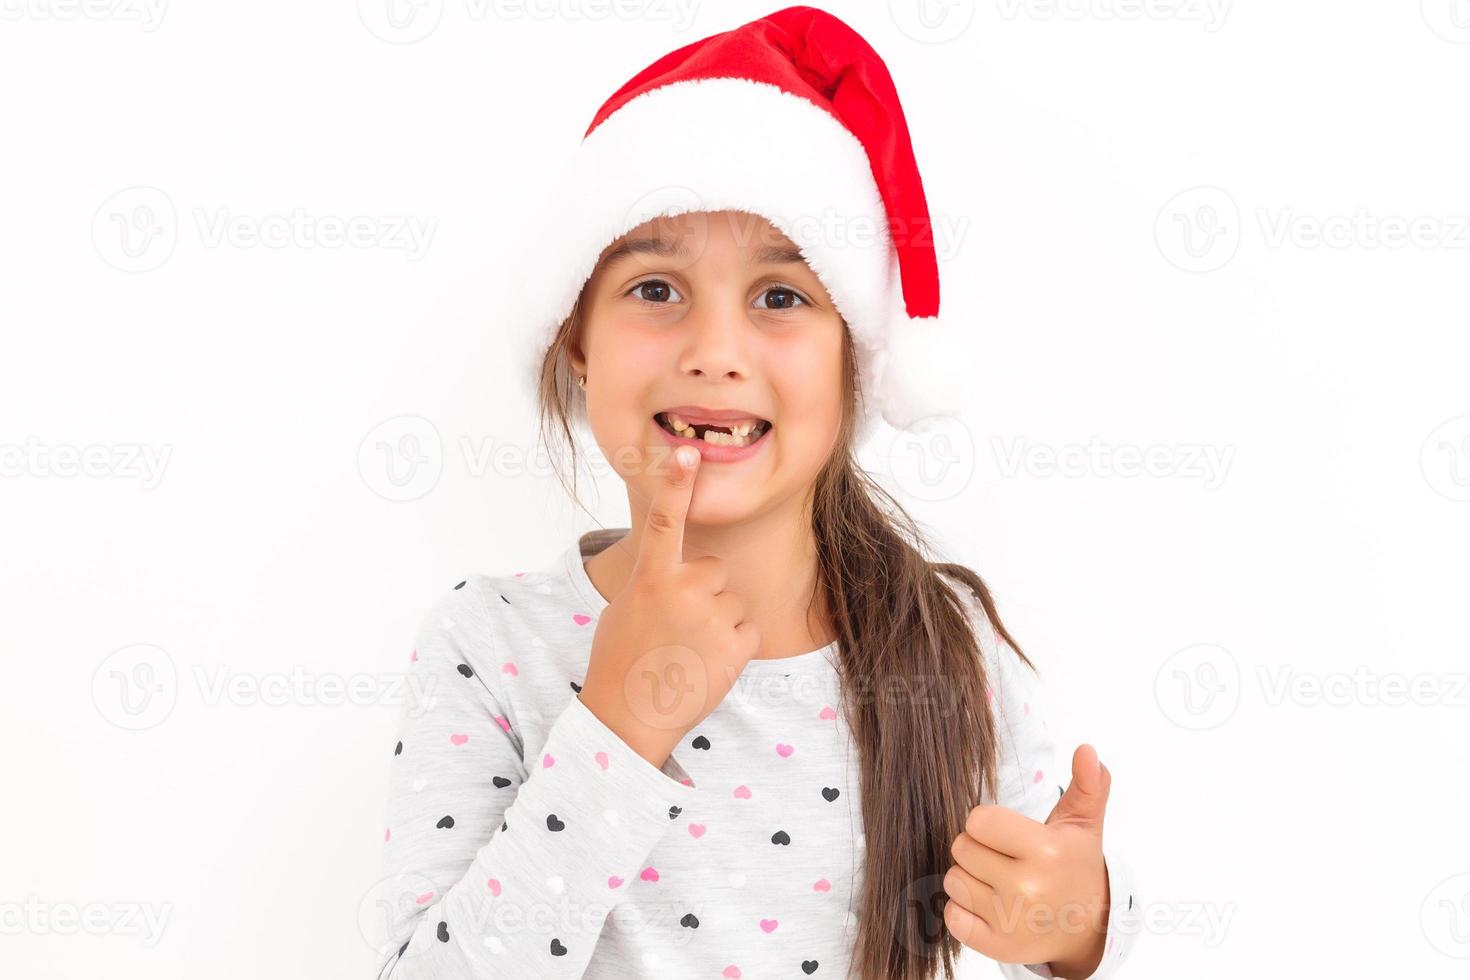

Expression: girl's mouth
xmin=653 ymin=412 xmax=772 ymax=449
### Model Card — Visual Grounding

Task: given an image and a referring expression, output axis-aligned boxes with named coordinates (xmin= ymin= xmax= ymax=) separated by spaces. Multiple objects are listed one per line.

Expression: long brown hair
xmin=534 ymin=283 xmax=1032 ymax=980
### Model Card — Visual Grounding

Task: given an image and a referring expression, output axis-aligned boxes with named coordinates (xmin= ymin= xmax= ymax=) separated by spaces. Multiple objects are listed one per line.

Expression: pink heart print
xmin=486 ymin=878 xmax=502 ymax=896
xmin=733 ymin=785 xmax=752 ymax=799
xmin=775 ymin=743 xmax=794 ymax=758
xmin=572 ymin=613 xmax=592 ymax=626
xmin=608 ymin=875 xmax=625 ymax=889
xmin=818 ymin=705 xmax=837 ymax=720
xmin=759 ymin=918 xmax=779 ymax=933
xmin=543 ymin=754 xmax=556 ymax=768
xmin=722 ymin=968 xmax=742 ymax=978
xmin=502 ymin=662 xmax=519 ymax=676
xmin=594 ymin=751 xmax=610 ymax=771
xmin=688 ymin=824 xmax=706 ymax=839
xmin=640 ymin=867 xmax=660 ymax=882
xmin=449 ymin=734 xmax=469 ymax=746
xmin=494 ymin=715 xmax=511 ymax=732
xmin=813 ymin=878 xmax=831 ymax=892
xmin=415 ymin=891 xmax=434 ymax=905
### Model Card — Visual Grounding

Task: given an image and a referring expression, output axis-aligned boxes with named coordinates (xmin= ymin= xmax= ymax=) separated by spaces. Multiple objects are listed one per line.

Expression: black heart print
xmin=772 ymin=830 xmax=791 ymax=845
xmin=437 ymin=921 xmax=450 ymax=942
xmin=501 ymin=820 xmax=508 ymax=831
xmin=457 ymin=664 xmax=474 ymax=678
xmin=668 ymin=805 xmax=682 ymax=820
xmin=436 ymin=815 xmax=455 ymax=829
xmin=802 ymin=960 xmax=819 ymax=974
xmin=394 ymin=741 xmax=402 ymax=756
xmin=822 ymin=787 xmax=840 ymax=802
xmin=680 ymin=913 xmax=699 ymax=928
xmin=550 ymin=938 xmax=568 ymax=956
xmin=493 ymin=776 xmax=512 ymax=788
xmin=454 ymin=581 xmax=466 ymax=590
xmin=547 ymin=814 xmax=566 ymax=832
xmin=692 ymin=735 xmax=711 ymax=750
xmin=570 ymin=680 xmax=582 ymax=693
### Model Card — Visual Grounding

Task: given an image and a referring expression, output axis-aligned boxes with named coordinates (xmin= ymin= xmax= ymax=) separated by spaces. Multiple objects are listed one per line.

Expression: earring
xmin=577 ymin=375 xmax=587 ymax=389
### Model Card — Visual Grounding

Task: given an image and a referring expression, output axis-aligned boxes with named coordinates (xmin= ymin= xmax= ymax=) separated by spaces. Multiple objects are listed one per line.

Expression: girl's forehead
xmin=616 ymin=209 xmax=797 ymax=250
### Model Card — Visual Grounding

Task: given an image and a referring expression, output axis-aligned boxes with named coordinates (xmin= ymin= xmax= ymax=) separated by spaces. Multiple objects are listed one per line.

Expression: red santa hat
xmin=513 ymin=4 xmax=968 ymax=445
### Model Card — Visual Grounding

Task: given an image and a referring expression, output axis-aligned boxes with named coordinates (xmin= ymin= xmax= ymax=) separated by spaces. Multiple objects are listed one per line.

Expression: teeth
xmin=662 ymin=414 xmax=768 ymax=448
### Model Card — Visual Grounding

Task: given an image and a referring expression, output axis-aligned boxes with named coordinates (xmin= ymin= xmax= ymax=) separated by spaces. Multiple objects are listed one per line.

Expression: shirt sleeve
xmin=971 ymin=597 xmax=1142 ymax=980
xmin=372 ymin=586 xmax=700 ymax=978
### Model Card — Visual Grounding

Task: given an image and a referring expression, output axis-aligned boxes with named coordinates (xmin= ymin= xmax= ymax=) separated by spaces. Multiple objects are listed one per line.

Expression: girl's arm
xmin=372 ymin=585 xmax=698 ymax=978
xmin=964 ymin=597 xmax=1142 ymax=979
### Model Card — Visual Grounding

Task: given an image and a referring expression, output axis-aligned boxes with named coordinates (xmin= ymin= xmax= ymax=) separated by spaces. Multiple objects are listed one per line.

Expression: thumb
xmin=1046 ymin=743 xmax=1111 ymax=832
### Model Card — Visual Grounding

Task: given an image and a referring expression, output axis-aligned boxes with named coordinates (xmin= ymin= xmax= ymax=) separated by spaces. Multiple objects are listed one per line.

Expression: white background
xmin=3 ymin=0 xmax=1468 ymax=977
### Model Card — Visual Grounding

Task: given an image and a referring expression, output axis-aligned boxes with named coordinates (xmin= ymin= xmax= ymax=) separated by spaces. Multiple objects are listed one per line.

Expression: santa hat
xmin=512 ymin=4 xmax=969 ymax=445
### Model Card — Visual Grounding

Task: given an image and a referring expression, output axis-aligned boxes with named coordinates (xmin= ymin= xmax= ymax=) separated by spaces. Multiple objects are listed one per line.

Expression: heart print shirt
xmin=373 ymin=528 xmax=1141 ymax=979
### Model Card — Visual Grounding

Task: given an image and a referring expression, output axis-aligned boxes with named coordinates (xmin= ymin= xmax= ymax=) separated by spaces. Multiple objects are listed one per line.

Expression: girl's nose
xmin=678 ymin=301 xmax=751 ymax=381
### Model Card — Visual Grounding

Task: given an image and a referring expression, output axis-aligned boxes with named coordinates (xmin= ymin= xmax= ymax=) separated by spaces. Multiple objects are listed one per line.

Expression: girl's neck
xmin=583 ymin=504 xmax=836 ymax=660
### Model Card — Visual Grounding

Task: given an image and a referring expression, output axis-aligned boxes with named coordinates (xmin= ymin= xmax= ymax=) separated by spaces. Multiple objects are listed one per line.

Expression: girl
xmin=375 ymin=7 xmax=1137 ymax=979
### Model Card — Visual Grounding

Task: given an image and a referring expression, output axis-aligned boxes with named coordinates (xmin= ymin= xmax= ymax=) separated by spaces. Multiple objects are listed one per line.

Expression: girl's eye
xmin=628 ymin=279 xmax=683 ymax=305
xmin=756 ymin=286 xmax=808 ymax=311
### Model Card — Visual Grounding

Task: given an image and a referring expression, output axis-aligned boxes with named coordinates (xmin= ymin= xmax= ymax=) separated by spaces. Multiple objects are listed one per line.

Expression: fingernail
xmin=675 ymin=446 xmax=696 ymax=468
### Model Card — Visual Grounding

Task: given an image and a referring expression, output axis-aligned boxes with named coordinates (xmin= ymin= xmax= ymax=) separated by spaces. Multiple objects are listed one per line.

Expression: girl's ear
xmin=566 ymin=342 xmax=587 ymax=378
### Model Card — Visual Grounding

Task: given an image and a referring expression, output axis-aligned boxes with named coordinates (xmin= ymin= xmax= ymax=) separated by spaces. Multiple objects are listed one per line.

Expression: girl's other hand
xmin=942 ymin=744 xmax=1113 ymax=978
xmin=578 ymin=445 xmax=762 ymax=768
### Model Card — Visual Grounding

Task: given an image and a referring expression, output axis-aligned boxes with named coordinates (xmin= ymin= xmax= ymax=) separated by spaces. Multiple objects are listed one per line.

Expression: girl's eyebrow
xmin=601 ymin=237 xmax=686 ymax=268
xmin=750 ymin=245 xmax=807 ymax=267
xmin=600 ymin=237 xmax=808 ymax=270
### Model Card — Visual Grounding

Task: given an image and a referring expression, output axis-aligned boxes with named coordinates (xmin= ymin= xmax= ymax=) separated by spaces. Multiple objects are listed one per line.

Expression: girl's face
xmin=570 ymin=210 xmax=846 ymax=527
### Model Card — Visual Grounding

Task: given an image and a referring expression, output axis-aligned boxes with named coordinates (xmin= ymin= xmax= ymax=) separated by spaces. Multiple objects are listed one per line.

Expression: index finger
xmin=636 ymin=445 xmax=699 ymax=572
xmin=962 ymin=803 xmax=1048 ymax=859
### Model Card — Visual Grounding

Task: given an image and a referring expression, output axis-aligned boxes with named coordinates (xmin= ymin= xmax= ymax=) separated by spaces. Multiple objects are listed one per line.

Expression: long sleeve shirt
xmin=373 ymin=527 xmax=1140 ymax=979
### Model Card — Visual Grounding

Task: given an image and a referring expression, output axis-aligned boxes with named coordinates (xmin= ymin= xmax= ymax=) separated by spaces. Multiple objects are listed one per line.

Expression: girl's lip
xmin=651 ymin=415 xmax=772 ymax=463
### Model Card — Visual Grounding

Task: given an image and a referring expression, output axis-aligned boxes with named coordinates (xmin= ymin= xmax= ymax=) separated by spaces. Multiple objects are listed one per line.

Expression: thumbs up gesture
xmin=943 ymin=744 xmax=1112 ymax=978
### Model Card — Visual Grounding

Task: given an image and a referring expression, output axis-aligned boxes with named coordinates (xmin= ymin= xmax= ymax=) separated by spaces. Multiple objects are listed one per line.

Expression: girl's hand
xmin=943 ymin=744 xmax=1112 ymax=978
xmin=579 ymin=446 xmax=762 ymax=767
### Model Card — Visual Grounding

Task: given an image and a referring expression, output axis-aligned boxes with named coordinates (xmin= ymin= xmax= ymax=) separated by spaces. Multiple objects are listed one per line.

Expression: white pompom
xmin=875 ymin=314 xmax=971 ymax=432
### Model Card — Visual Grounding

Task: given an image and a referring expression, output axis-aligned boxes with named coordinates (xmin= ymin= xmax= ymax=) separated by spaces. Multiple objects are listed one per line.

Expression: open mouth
xmin=654 ymin=412 xmax=772 ymax=448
